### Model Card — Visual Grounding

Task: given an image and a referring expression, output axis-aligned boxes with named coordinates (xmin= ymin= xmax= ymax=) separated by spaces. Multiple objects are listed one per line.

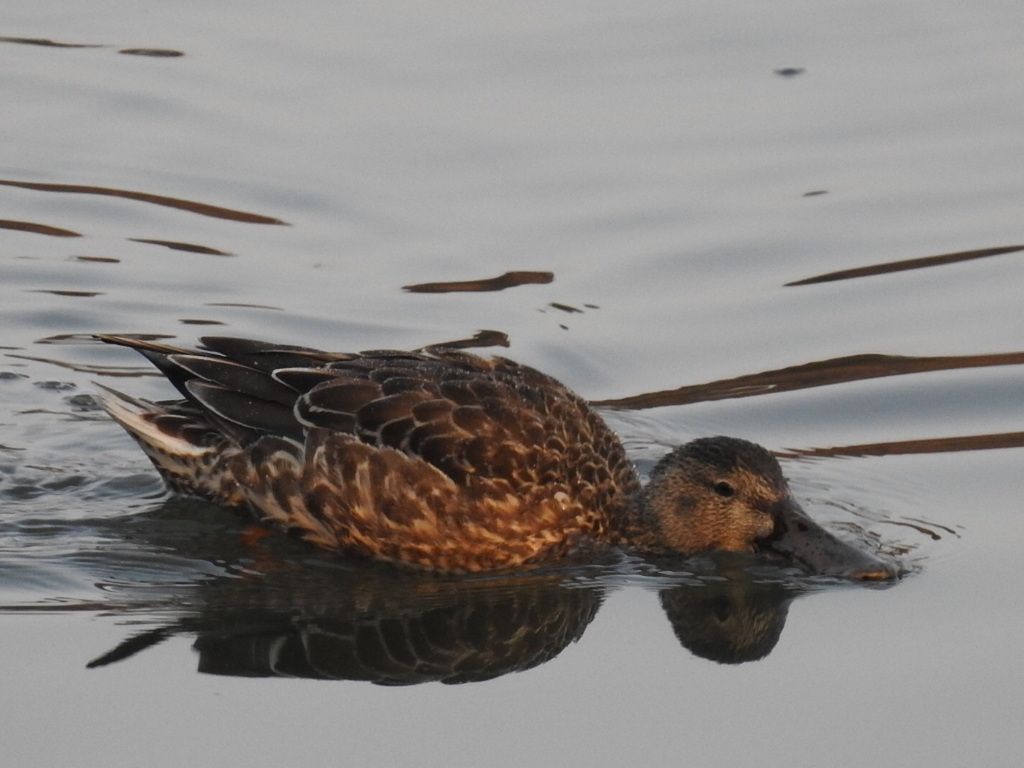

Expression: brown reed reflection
xmin=205 ymin=302 xmax=284 ymax=311
xmin=593 ymin=351 xmax=1024 ymax=409
xmin=27 ymin=290 xmax=103 ymax=298
xmin=0 ymin=36 xmax=103 ymax=49
xmin=118 ymin=48 xmax=184 ymax=58
xmin=425 ymin=329 xmax=511 ymax=350
xmin=403 ymin=270 xmax=554 ymax=293
xmin=0 ymin=179 xmax=285 ymax=225
xmin=549 ymin=302 xmax=583 ymax=314
xmin=1 ymin=35 xmax=185 ymax=59
xmin=779 ymin=431 xmax=1024 ymax=459
xmin=128 ymin=238 xmax=232 ymax=256
xmin=34 ymin=332 xmax=173 ymax=345
xmin=3 ymin=352 xmax=159 ymax=378
xmin=0 ymin=219 xmax=81 ymax=237
xmin=786 ymin=244 xmax=1024 ymax=286
xmin=71 ymin=256 xmax=120 ymax=263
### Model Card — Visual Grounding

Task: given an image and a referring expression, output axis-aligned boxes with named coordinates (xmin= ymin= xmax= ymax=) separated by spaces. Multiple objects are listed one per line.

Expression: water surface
xmin=2 ymin=1 xmax=1022 ymax=766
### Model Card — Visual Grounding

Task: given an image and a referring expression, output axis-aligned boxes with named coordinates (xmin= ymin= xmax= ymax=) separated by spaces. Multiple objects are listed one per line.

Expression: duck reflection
xmin=198 ymin=569 xmax=604 ymax=684
xmin=89 ymin=563 xmax=604 ymax=683
xmin=187 ymin=570 xmax=798 ymax=678
xmin=658 ymin=570 xmax=797 ymax=664
xmin=87 ymin=512 xmax=816 ymax=680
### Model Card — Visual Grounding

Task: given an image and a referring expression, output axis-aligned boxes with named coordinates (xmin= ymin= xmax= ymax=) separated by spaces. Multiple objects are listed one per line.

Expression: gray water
xmin=2 ymin=2 xmax=1023 ymax=766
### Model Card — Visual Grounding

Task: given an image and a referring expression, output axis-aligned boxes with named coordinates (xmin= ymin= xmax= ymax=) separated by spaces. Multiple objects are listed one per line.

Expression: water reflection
xmin=0 ymin=34 xmax=183 ymax=58
xmin=781 ymin=431 xmax=1024 ymax=458
xmin=0 ymin=179 xmax=285 ymax=224
xmin=128 ymin=238 xmax=233 ymax=256
xmin=425 ymin=329 xmax=511 ymax=350
xmin=403 ymin=270 xmax=554 ymax=293
xmin=118 ymin=48 xmax=184 ymax=58
xmin=79 ymin=501 xmax=839 ymax=681
xmin=594 ymin=350 xmax=1024 ymax=409
xmin=88 ymin=562 xmax=822 ymax=680
xmin=0 ymin=36 xmax=103 ymax=49
xmin=659 ymin=573 xmax=796 ymax=664
xmin=785 ymin=244 xmax=1024 ymax=286
xmin=0 ymin=218 xmax=81 ymax=237
xmin=93 ymin=567 xmax=604 ymax=684
xmin=27 ymin=289 xmax=103 ymax=298
xmin=71 ymin=256 xmax=120 ymax=264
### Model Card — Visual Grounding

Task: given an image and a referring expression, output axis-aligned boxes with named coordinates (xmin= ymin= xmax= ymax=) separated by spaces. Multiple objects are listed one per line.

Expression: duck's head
xmin=640 ymin=437 xmax=898 ymax=581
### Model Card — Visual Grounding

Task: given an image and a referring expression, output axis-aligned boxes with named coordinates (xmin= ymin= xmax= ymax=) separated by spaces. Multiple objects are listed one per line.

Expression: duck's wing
xmin=291 ymin=352 xmax=567 ymax=486
xmin=94 ymin=334 xmax=602 ymax=487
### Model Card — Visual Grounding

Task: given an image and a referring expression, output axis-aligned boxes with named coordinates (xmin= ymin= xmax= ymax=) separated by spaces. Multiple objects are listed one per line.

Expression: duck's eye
xmin=713 ymin=481 xmax=735 ymax=498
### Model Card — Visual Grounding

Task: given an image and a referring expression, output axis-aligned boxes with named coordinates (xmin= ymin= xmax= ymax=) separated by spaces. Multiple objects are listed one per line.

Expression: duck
xmin=94 ymin=334 xmax=897 ymax=580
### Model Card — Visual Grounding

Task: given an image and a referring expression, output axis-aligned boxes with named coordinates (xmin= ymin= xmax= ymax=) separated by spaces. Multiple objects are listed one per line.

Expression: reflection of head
xmin=658 ymin=578 xmax=795 ymax=664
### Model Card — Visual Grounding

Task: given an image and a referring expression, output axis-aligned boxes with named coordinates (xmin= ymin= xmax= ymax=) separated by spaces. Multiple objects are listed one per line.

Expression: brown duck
xmin=95 ymin=335 xmax=897 ymax=580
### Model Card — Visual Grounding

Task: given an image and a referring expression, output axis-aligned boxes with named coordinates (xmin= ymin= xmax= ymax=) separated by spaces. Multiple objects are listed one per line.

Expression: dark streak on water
xmin=0 ymin=35 xmax=104 ymax=49
xmin=549 ymin=301 xmax=585 ymax=314
xmin=118 ymin=48 xmax=184 ymax=58
xmin=128 ymin=238 xmax=233 ymax=256
xmin=425 ymin=329 xmax=512 ymax=350
xmin=594 ymin=351 xmax=1024 ymax=409
xmin=28 ymin=290 xmax=104 ymax=298
xmin=0 ymin=219 xmax=81 ymax=237
xmin=781 ymin=431 xmax=1024 ymax=458
xmin=0 ymin=179 xmax=286 ymax=225
xmin=403 ymin=270 xmax=554 ymax=293
xmin=205 ymin=302 xmax=284 ymax=311
xmin=786 ymin=244 xmax=1024 ymax=286
xmin=71 ymin=256 xmax=120 ymax=264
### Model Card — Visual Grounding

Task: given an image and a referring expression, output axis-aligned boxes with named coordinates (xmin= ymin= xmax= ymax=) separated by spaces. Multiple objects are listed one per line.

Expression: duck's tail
xmin=95 ymin=383 xmax=247 ymax=507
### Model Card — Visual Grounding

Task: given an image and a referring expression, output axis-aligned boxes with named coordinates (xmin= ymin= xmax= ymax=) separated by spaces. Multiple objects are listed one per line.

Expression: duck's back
xmin=98 ymin=336 xmax=640 ymax=571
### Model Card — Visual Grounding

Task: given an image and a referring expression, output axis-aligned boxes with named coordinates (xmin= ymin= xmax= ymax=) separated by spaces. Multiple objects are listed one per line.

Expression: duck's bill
xmin=759 ymin=499 xmax=900 ymax=581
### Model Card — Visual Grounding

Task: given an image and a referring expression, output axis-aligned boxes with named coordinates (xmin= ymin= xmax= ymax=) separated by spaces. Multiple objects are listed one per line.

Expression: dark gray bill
xmin=760 ymin=498 xmax=900 ymax=581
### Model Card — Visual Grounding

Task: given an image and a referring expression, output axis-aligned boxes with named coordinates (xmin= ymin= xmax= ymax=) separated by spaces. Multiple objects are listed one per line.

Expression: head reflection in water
xmin=659 ymin=575 xmax=796 ymax=664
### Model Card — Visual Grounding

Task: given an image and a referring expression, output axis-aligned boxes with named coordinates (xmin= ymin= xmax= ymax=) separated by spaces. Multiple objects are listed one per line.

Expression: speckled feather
xmin=96 ymin=335 xmax=640 ymax=572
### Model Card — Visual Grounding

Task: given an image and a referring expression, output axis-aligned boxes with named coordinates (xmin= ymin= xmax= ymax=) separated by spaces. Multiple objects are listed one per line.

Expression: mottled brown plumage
xmin=95 ymin=334 xmax=898 ymax=580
